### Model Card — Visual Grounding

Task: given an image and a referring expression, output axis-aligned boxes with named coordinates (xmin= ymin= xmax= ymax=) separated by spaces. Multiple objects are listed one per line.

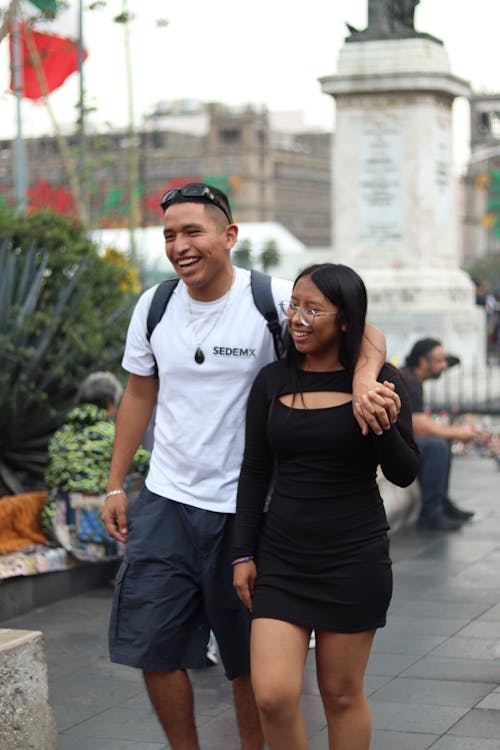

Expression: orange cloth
xmin=0 ymin=491 xmax=49 ymax=554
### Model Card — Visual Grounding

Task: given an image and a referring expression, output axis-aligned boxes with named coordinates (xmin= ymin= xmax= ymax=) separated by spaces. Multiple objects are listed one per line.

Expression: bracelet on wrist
xmin=104 ymin=488 xmax=126 ymax=501
xmin=231 ymin=556 xmax=254 ymax=566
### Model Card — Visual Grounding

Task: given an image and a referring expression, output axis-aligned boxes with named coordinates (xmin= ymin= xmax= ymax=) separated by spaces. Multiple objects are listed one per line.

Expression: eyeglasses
xmin=160 ymin=185 xmax=232 ymax=224
xmin=280 ymin=300 xmax=338 ymax=327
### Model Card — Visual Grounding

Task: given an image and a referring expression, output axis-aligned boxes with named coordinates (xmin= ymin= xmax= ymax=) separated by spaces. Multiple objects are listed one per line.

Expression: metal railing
xmin=425 ymin=362 xmax=500 ymax=414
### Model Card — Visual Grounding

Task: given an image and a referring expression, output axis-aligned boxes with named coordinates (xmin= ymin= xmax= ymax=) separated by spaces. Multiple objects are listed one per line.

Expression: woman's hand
xmin=233 ymin=560 xmax=257 ymax=611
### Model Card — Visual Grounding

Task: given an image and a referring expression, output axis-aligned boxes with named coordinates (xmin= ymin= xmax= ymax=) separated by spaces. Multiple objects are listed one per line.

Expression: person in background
xmin=233 ymin=263 xmax=419 ymax=750
xmin=399 ymin=338 xmax=478 ymax=531
xmin=43 ymin=372 xmax=149 ymax=555
xmin=101 ymin=184 xmax=401 ymax=750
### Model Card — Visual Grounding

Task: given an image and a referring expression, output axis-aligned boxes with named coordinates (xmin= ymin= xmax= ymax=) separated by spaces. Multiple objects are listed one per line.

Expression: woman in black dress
xmin=233 ymin=263 xmax=419 ymax=750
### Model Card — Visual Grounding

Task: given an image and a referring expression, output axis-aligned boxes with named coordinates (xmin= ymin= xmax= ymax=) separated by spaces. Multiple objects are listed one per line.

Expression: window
xmin=218 ymin=129 xmax=241 ymax=145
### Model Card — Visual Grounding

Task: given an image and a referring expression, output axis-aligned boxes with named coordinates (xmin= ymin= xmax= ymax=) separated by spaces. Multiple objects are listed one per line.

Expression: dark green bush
xmin=0 ymin=209 xmax=137 ymax=494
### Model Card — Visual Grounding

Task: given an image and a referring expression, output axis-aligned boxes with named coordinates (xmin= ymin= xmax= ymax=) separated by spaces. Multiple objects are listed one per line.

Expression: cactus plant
xmin=0 ymin=212 xmax=137 ymax=495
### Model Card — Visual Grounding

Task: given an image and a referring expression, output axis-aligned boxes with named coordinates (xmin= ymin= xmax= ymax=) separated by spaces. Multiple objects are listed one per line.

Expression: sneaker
xmin=443 ymin=498 xmax=474 ymax=521
xmin=206 ymin=632 xmax=219 ymax=666
xmin=417 ymin=513 xmax=463 ymax=531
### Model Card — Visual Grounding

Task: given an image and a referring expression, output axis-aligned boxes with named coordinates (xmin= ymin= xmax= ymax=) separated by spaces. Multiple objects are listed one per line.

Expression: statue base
xmin=360 ymin=268 xmax=486 ymax=368
xmin=320 ymin=36 xmax=486 ymax=369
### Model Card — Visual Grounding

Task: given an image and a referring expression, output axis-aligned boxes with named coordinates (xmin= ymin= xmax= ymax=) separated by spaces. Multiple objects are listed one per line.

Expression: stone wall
xmin=0 ymin=629 xmax=57 ymax=750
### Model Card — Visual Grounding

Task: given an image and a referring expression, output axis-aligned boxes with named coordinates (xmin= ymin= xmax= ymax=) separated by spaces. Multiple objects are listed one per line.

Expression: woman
xmin=233 ymin=264 xmax=419 ymax=750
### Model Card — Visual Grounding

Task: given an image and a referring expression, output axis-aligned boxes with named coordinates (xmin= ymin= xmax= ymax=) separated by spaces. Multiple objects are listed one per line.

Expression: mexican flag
xmin=10 ymin=3 xmax=86 ymax=100
xmin=28 ymin=1 xmax=58 ymax=14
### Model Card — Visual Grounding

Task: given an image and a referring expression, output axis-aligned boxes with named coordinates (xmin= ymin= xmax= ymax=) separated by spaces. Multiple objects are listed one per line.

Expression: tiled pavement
xmin=2 ymin=455 xmax=500 ymax=749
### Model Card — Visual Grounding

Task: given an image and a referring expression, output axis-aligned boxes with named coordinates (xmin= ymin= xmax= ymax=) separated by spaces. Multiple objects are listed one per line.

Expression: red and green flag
xmin=10 ymin=5 xmax=86 ymax=100
xmin=28 ymin=1 xmax=58 ymax=15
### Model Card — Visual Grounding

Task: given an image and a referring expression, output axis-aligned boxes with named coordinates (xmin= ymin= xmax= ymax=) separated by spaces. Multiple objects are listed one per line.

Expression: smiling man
xmin=101 ymin=182 xmax=400 ymax=750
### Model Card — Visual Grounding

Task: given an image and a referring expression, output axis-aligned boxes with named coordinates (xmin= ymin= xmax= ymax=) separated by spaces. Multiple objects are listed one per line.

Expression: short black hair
xmin=405 ymin=338 xmax=441 ymax=368
xmin=160 ymin=182 xmax=232 ymax=224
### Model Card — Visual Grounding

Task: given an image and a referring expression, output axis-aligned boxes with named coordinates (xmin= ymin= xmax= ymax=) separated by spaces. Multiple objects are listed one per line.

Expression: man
xmin=400 ymin=338 xmax=478 ymax=532
xmin=102 ymin=183 xmax=400 ymax=750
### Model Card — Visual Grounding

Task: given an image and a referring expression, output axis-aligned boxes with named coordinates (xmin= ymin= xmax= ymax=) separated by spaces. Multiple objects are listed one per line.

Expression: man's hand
xmin=233 ymin=560 xmax=257 ymax=611
xmin=353 ymin=380 xmax=401 ymax=437
xmin=452 ymin=423 xmax=479 ymax=443
xmin=101 ymin=493 xmax=129 ymax=543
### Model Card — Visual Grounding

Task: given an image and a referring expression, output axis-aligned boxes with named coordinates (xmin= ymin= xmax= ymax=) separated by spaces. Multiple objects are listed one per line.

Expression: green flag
xmin=28 ymin=0 xmax=58 ymax=16
xmin=203 ymin=175 xmax=233 ymax=194
xmin=99 ymin=188 xmax=123 ymax=215
xmin=490 ymin=170 xmax=500 ymax=193
xmin=487 ymin=198 xmax=500 ymax=213
xmin=491 ymin=218 xmax=500 ymax=239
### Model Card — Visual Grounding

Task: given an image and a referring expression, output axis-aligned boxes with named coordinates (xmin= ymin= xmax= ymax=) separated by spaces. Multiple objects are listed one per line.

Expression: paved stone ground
xmin=2 ymin=456 xmax=500 ymax=749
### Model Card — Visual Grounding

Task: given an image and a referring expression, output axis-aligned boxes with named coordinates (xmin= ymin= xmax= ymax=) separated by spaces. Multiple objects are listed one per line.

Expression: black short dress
xmin=233 ymin=362 xmax=419 ymax=633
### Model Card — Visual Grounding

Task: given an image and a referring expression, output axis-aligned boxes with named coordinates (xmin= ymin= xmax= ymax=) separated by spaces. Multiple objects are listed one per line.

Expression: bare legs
xmin=144 ymin=669 xmax=264 ymax=750
xmin=250 ymin=619 xmax=376 ymax=750
xmin=251 ymin=619 xmax=310 ymax=750
xmin=144 ymin=669 xmax=200 ymax=750
xmin=233 ymin=673 xmax=265 ymax=750
xmin=315 ymin=629 xmax=375 ymax=750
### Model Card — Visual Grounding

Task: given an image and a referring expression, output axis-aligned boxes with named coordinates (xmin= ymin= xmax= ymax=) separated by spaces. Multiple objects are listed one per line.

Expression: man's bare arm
xmin=412 ymin=413 xmax=478 ymax=442
xmin=353 ymin=323 xmax=401 ymax=436
xmin=102 ymin=374 xmax=158 ymax=542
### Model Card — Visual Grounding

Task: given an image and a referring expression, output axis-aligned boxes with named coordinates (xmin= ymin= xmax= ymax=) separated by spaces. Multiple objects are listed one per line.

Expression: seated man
xmin=400 ymin=338 xmax=477 ymax=531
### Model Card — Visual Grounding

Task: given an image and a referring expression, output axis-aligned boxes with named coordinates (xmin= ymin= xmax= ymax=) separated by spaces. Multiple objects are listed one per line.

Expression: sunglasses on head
xmin=159 ymin=185 xmax=232 ymax=224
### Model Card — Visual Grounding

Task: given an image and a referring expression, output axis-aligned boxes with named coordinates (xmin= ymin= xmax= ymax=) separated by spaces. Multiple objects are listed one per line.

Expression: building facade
xmin=0 ymin=102 xmax=332 ymax=248
xmin=462 ymin=93 xmax=500 ymax=265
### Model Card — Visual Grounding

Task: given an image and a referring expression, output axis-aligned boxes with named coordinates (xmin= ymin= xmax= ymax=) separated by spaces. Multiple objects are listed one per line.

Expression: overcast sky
xmin=1 ymin=0 xmax=499 ymax=170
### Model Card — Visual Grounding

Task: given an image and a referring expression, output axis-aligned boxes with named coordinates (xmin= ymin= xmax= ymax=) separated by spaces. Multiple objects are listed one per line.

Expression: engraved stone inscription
xmin=358 ymin=122 xmax=403 ymax=244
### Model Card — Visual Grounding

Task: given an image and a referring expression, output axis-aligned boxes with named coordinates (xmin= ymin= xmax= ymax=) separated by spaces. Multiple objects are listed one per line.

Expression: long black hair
xmin=285 ymin=263 xmax=368 ymax=375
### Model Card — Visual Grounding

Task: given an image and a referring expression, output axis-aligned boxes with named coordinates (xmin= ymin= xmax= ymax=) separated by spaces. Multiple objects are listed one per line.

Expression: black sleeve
xmin=233 ymin=369 xmax=275 ymax=558
xmin=372 ymin=366 xmax=420 ymax=487
xmin=399 ymin=367 xmax=424 ymax=413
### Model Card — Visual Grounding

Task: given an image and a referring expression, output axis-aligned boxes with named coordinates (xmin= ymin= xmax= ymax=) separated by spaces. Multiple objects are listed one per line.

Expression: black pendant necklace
xmin=186 ymin=273 xmax=235 ymax=365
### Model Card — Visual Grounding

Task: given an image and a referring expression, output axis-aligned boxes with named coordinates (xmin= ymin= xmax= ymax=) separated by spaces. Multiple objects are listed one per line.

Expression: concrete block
xmin=378 ymin=473 xmax=420 ymax=534
xmin=0 ymin=629 xmax=57 ymax=750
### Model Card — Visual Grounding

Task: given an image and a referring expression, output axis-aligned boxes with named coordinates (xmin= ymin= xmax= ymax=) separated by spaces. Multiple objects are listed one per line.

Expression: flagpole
xmin=11 ymin=9 xmax=28 ymax=213
xmin=0 ymin=0 xmax=21 ymax=44
xmin=78 ymin=0 xmax=88 ymax=221
xmin=23 ymin=24 xmax=89 ymax=227
xmin=122 ymin=0 xmax=139 ymax=266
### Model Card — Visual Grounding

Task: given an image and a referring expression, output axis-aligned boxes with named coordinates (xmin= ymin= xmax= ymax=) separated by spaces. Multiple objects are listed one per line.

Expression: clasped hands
xmin=353 ymin=378 xmax=400 ymax=436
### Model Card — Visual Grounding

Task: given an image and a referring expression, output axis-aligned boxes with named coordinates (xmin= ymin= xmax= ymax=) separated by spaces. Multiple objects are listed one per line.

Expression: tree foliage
xmin=232 ymin=238 xmax=253 ymax=269
xmin=233 ymin=237 xmax=282 ymax=272
xmin=0 ymin=207 xmax=138 ymax=340
xmin=464 ymin=254 xmax=500 ymax=292
xmin=0 ymin=208 xmax=138 ymax=495
xmin=261 ymin=239 xmax=280 ymax=272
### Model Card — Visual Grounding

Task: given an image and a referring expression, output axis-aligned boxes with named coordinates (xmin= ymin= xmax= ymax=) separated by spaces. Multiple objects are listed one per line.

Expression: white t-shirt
xmin=122 ymin=267 xmax=292 ymax=513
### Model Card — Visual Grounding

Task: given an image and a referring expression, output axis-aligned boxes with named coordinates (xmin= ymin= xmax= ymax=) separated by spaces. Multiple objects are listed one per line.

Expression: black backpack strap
xmin=146 ymin=277 xmax=180 ymax=342
xmin=250 ymin=269 xmax=285 ymax=360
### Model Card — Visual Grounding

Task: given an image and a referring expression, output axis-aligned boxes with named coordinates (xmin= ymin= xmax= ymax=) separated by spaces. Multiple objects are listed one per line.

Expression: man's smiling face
xmin=163 ymin=202 xmax=236 ymax=300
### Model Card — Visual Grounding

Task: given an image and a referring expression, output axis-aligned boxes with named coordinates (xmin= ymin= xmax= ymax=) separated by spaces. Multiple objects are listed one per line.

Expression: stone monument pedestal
xmin=361 ymin=268 xmax=485 ymax=367
xmin=320 ymin=36 xmax=486 ymax=366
